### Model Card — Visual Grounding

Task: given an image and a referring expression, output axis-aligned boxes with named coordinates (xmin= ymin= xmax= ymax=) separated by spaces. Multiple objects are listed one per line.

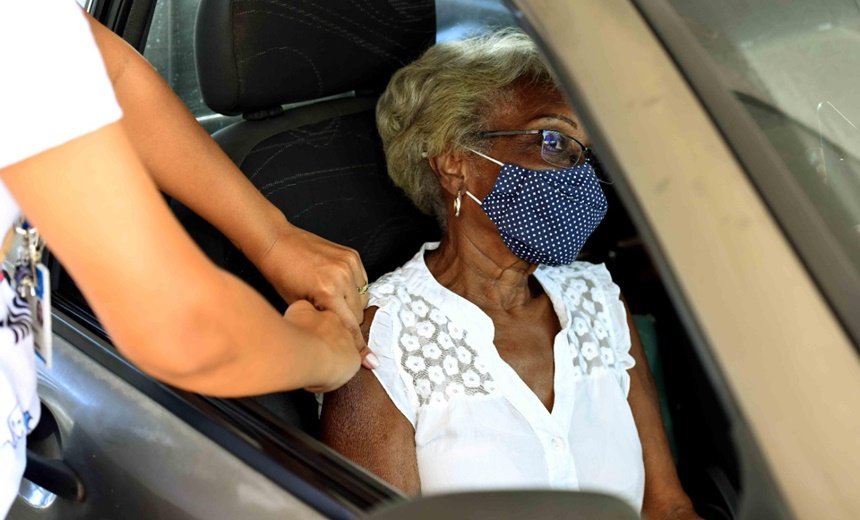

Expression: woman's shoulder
xmin=538 ymin=261 xmax=625 ymax=327
xmin=368 ymin=242 xmax=438 ymax=306
xmin=542 ymin=262 xmax=635 ymax=391
xmin=367 ymin=265 xmax=412 ymax=309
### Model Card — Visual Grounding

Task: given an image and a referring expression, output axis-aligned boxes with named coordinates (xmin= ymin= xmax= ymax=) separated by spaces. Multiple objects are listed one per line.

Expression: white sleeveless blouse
xmin=367 ymin=243 xmax=645 ymax=511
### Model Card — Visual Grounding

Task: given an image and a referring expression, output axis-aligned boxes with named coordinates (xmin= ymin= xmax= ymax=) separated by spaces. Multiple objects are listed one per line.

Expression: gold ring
xmin=357 ymin=283 xmax=369 ymax=295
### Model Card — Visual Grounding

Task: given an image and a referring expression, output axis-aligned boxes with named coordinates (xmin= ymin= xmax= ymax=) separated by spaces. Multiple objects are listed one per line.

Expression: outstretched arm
xmin=2 ymin=121 xmax=365 ymax=396
xmin=85 ymin=15 xmax=369 ymax=348
xmin=320 ymin=307 xmax=421 ymax=496
xmin=624 ymin=299 xmax=701 ymax=519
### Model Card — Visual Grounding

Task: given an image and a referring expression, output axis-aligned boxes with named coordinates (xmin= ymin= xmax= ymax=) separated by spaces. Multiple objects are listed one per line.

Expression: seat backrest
xmin=175 ymin=0 xmax=440 ymax=310
xmin=173 ymin=0 xmax=439 ymax=433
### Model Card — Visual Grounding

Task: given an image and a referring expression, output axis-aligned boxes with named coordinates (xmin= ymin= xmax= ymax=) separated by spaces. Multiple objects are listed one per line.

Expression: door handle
xmin=22 ymin=401 xmax=86 ymax=503
xmin=24 ymin=450 xmax=86 ymax=502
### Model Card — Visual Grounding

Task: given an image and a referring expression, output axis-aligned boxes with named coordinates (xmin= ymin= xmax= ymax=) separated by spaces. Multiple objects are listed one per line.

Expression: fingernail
xmin=365 ymin=352 xmax=380 ymax=369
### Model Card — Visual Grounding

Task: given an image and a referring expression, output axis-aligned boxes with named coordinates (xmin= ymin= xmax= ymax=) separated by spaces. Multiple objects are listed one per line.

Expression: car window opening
xmin=48 ymin=0 xmax=749 ymax=517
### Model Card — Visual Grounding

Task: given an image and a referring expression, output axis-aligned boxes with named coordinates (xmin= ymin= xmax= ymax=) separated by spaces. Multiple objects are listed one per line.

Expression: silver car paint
xmin=9 ymin=318 xmax=321 ymax=520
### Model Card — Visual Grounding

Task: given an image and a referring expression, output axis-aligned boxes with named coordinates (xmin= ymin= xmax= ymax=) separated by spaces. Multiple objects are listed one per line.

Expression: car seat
xmin=176 ymin=0 xmax=439 ymax=432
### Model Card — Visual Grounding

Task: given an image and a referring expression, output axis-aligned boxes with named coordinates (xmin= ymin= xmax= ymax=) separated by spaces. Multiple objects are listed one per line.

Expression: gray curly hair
xmin=376 ymin=29 xmax=559 ymax=224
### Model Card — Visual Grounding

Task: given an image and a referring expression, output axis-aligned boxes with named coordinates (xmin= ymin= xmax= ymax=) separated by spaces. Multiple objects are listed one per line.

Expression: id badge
xmin=29 ymin=263 xmax=52 ymax=368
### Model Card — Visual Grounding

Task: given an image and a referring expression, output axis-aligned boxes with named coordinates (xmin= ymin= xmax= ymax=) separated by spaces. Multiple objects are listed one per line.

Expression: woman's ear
xmin=428 ymin=151 xmax=466 ymax=197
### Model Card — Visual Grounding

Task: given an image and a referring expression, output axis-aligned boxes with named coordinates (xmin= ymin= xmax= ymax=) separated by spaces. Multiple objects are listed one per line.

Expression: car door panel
xmin=10 ymin=313 xmax=321 ymax=520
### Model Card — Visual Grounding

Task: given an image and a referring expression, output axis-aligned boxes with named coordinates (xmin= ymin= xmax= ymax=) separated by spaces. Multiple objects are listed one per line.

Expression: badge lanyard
xmin=2 ymin=217 xmax=52 ymax=368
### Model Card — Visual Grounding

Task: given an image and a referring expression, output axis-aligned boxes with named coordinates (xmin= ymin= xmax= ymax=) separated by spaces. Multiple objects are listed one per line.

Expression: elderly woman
xmin=321 ymin=30 xmax=698 ymax=519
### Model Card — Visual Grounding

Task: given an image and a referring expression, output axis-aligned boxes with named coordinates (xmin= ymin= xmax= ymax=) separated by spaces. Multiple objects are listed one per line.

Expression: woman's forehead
xmin=487 ymin=86 xmax=579 ymax=130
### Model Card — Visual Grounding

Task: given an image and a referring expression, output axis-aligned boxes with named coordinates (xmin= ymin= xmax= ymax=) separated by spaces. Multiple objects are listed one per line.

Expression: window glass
xmin=667 ymin=0 xmax=860 ymax=279
xmin=143 ymin=0 xmax=238 ymax=132
xmin=436 ymin=0 xmax=515 ymax=41
xmin=143 ymin=0 xmax=201 ymax=112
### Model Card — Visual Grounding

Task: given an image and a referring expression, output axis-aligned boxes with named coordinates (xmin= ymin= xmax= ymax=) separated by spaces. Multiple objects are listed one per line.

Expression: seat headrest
xmin=195 ymin=0 xmax=436 ymax=117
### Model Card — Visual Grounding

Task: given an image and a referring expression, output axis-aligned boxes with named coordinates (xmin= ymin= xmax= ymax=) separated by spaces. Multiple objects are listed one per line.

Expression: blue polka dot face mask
xmin=464 ymin=148 xmax=608 ymax=266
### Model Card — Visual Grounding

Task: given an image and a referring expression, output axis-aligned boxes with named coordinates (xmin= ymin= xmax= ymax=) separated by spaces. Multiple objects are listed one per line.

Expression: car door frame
xmin=509 ymin=0 xmax=860 ymax=518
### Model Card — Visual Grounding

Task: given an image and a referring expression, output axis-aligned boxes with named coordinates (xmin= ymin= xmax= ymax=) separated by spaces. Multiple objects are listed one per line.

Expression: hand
xmin=284 ymin=300 xmax=370 ymax=392
xmin=256 ymin=222 xmax=378 ymax=369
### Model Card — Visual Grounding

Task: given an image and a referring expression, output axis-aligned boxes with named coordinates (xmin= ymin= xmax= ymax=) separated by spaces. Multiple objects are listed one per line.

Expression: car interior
xmin=171 ymin=0 xmax=441 ymax=432
xmin=52 ymin=0 xmax=744 ymax=517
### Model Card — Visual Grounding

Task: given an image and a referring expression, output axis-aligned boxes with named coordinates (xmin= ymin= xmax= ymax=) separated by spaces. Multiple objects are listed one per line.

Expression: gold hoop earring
xmin=454 ymin=190 xmax=463 ymax=217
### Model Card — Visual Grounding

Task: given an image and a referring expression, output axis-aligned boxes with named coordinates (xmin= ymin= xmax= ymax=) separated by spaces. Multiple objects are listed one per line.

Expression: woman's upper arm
xmin=622 ymin=296 xmax=699 ymax=518
xmin=320 ymin=307 xmax=421 ymax=496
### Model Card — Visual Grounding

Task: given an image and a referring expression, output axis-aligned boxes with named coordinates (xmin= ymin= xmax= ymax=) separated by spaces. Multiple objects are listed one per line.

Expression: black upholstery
xmin=175 ymin=0 xmax=439 ymax=432
xmin=178 ymin=0 xmax=440 ymax=312
xmin=174 ymin=95 xmax=440 ymax=309
xmin=196 ymin=0 xmax=438 ymax=116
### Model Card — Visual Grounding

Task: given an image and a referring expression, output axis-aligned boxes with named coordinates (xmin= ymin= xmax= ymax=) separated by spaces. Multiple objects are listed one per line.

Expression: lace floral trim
xmin=368 ymin=258 xmax=634 ymax=408
xmin=541 ymin=263 xmax=635 ymax=391
xmin=371 ymin=276 xmax=497 ymax=406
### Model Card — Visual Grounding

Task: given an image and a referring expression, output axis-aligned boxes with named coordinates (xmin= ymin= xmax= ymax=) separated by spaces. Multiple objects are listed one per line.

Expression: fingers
xmin=313 ymin=293 xmax=378 ymax=371
xmin=314 ymin=246 xmax=367 ymax=324
xmin=347 ymin=247 xmax=370 ymax=313
xmin=359 ymin=346 xmax=379 ymax=370
xmin=324 ymin=295 xmax=367 ymax=351
xmin=342 ymin=281 xmax=366 ymax=325
xmin=285 ymin=300 xmax=363 ymax=393
xmin=342 ymin=246 xmax=369 ymax=322
xmin=261 ymin=225 xmax=369 ymax=311
xmin=303 ymin=272 xmax=363 ymax=325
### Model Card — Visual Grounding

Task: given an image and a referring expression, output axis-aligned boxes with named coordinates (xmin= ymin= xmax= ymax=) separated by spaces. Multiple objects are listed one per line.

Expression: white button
xmin=551 ymin=436 xmax=565 ymax=451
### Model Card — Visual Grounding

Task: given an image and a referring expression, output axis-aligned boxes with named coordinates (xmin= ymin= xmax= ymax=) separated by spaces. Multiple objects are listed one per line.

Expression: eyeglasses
xmin=478 ymin=129 xmax=592 ymax=168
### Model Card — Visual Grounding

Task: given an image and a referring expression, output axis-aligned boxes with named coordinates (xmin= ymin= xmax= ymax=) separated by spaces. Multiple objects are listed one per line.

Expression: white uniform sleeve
xmin=0 ymin=2 xmax=122 ymax=516
xmin=0 ymin=0 xmax=123 ymax=170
